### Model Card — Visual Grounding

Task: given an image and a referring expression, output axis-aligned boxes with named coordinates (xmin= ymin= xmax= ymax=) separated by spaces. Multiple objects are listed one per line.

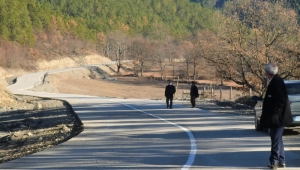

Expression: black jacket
xmin=165 ymin=84 xmax=176 ymax=98
xmin=190 ymin=84 xmax=199 ymax=98
xmin=260 ymin=74 xmax=293 ymax=128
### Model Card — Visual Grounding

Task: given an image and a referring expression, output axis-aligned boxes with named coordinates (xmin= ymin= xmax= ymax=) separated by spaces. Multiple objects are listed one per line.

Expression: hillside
xmin=0 ymin=0 xmax=215 ymax=45
xmin=2 ymin=0 xmax=299 ymax=46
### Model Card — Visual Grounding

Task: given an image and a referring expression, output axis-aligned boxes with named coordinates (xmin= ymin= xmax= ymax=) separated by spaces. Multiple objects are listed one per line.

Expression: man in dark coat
xmin=190 ymin=81 xmax=199 ymax=108
xmin=260 ymin=63 xmax=293 ymax=169
xmin=165 ymin=80 xmax=176 ymax=109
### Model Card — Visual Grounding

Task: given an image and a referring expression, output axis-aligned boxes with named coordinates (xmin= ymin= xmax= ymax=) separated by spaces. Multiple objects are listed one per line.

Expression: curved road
xmin=2 ymin=69 xmax=300 ymax=169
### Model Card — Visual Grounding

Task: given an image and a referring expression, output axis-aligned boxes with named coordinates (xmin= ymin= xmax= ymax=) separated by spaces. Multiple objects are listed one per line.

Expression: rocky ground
xmin=0 ymin=95 xmax=83 ymax=164
xmin=0 ymin=66 xmax=254 ymax=164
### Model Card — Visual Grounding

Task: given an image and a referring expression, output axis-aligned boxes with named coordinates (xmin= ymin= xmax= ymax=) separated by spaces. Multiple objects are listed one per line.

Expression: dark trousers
xmin=190 ymin=95 xmax=196 ymax=107
xmin=269 ymin=126 xmax=285 ymax=164
xmin=166 ymin=97 xmax=173 ymax=108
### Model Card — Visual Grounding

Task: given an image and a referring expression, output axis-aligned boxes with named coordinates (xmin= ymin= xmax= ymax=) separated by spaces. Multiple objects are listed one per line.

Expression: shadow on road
xmin=284 ymin=128 xmax=300 ymax=136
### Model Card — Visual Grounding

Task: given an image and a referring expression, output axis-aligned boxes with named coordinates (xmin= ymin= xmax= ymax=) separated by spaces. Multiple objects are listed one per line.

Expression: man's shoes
xmin=169 ymin=107 xmax=173 ymax=109
xmin=277 ymin=163 xmax=286 ymax=168
xmin=268 ymin=162 xmax=278 ymax=169
xmin=268 ymin=162 xmax=286 ymax=169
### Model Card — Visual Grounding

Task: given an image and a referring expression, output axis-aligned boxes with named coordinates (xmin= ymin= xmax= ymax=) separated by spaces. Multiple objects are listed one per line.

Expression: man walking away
xmin=260 ymin=63 xmax=293 ymax=169
xmin=165 ymin=80 xmax=176 ymax=109
xmin=190 ymin=81 xmax=199 ymax=108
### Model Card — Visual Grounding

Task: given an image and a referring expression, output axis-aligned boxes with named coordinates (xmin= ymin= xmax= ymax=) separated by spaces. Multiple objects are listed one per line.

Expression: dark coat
xmin=165 ymin=84 xmax=176 ymax=98
xmin=260 ymin=74 xmax=294 ymax=128
xmin=190 ymin=84 xmax=199 ymax=98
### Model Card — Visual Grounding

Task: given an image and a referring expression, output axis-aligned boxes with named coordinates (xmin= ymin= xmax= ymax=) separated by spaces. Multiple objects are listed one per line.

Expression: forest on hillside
xmin=0 ymin=0 xmax=215 ymax=44
xmin=1 ymin=0 xmax=300 ymax=94
xmin=2 ymin=0 xmax=299 ymax=45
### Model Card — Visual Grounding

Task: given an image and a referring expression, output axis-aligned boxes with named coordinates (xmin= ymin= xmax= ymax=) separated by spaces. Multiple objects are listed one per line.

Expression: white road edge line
xmin=118 ymin=102 xmax=197 ymax=170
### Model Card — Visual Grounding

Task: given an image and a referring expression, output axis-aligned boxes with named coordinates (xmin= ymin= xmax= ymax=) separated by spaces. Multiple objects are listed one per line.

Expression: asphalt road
xmin=3 ymin=70 xmax=300 ymax=169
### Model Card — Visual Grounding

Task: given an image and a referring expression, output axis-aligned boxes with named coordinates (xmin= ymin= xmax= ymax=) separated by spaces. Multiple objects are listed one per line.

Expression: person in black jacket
xmin=260 ymin=63 xmax=293 ymax=169
xmin=165 ymin=80 xmax=176 ymax=109
xmin=190 ymin=81 xmax=199 ymax=108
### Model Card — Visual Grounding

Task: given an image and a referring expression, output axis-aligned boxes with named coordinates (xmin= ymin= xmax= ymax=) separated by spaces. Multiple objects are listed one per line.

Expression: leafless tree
xmin=178 ymin=40 xmax=194 ymax=80
xmin=190 ymin=33 xmax=208 ymax=81
xmin=148 ymin=23 xmax=174 ymax=80
xmin=152 ymin=40 xmax=169 ymax=80
xmin=130 ymin=35 xmax=153 ymax=77
xmin=106 ymin=31 xmax=128 ymax=73
xmin=205 ymin=0 xmax=300 ymax=93
xmin=169 ymin=42 xmax=179 ymax=79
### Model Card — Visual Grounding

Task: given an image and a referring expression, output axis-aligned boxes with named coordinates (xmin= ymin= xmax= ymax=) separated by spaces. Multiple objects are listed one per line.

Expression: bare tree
xmin=152 ymin=37 xmax=178 ymax=80
xmin=205 ymin=0 xmax=300 ymax=93
xmin=148 ymin=23 xmax=173 ymax=80
xmin=178 ymin=41 xmax=194 ymax=80
xmin=153 ymin=40 xmax=169 ymax=80
xmin=130 ymin=35 xmax=153 ymax=77
xmin=106 ymin=31 xmax=128 ymax=73
xmin=168 ymin=39 xmax=180 ymax=79
xmin=190 ymin=33 xmax=207 ymax=81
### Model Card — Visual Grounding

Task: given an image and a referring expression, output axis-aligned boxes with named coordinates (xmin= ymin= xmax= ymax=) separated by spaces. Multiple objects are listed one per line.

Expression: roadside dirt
xmin=0 ymin=95 xmax=83 ymax=164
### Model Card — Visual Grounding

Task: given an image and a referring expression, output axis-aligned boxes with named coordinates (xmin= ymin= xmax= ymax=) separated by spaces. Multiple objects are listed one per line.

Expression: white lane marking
xmin=118 ymin=102 xmax=197 ymax=170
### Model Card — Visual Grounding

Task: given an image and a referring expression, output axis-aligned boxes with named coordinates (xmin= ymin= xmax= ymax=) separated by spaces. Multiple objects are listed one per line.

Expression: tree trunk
xmin=140 ymin=63 xmax=144 ymax=77
xmin=186 ymin=59 xmax=189 ymax=79
xmin=193 ymin=58 xmax=196 ymax=81
xmin=172 ymin=61 xmax=175 ymax=79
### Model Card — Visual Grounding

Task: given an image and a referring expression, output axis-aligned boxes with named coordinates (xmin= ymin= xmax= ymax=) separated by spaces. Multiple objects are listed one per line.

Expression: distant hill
xmin=1 ymin=0 xmax=299 ymax=46
xmin=0 ymin=0 xmax=217 ymax=45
